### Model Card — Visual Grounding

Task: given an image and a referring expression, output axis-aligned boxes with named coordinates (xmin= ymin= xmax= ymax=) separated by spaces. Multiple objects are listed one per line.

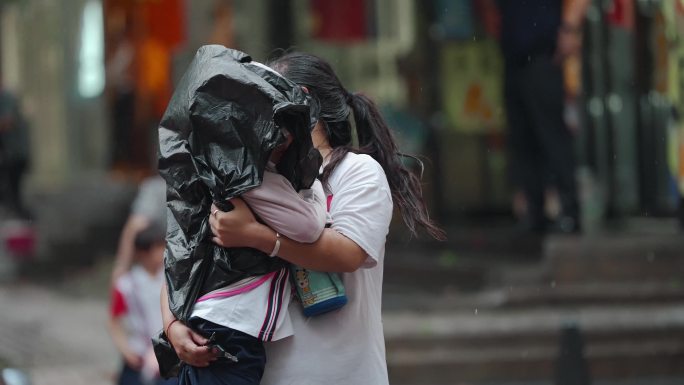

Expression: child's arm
xmin=108 ymin=288 xmax=143 ymax=369
xmin=108 ymin=316 xmax=143 ymax=369
xmin=242 ymin=171 xmax=326 ymax=243
xmin=160 ymin=282 xmax=216 ymax=367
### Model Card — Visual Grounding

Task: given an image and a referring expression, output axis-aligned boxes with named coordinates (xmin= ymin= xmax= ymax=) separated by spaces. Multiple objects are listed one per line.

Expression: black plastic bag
xmin=151 ymin=332 xmax=181 ymax=378
xmin=158 ymin=46 xmax=321 ymax=323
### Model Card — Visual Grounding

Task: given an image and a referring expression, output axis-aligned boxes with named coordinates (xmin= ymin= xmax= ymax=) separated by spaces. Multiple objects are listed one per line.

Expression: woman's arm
xmin=210 ymin=199 xmax=367 ymax=273
xmin=160 ymin=282 xmax=217 ymax=367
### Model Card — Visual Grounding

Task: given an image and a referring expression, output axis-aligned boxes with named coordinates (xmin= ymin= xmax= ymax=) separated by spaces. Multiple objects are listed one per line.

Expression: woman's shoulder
xmin=337 ymin=152 xmax=384 ymax=176
xmin=330 ymin=152 xmax=389 ymax=190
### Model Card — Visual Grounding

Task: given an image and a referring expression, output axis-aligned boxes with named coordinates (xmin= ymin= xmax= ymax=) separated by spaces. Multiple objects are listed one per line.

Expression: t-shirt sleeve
xmin=328 ymin=156 xmax=393 ymax=268
xmin=242 ymin=172 xmax=326 ymax=243
xmin=110 ymin=286 xmax=128 ymax=318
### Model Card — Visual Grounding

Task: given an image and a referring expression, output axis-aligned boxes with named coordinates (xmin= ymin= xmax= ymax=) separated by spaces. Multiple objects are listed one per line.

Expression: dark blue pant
xmin=504 ymin=55 xmax=579 ymax=228
xmin=178 ymin=317 xmax=266 ymax=385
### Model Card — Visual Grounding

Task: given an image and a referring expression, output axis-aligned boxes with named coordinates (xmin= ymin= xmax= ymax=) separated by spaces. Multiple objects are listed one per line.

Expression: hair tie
xmin=345 ymin=91 xmax=354 ymax=104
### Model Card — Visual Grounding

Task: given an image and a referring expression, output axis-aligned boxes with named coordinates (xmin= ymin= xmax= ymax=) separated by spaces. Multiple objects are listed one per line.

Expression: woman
xmin=162 ymin=52 xmax=445 ymax=385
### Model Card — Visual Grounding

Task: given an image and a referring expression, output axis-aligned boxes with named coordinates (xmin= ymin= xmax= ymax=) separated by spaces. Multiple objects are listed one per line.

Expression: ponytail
xmin=350 ymin=93 xmax=445 ymax=240
xmin=321 ymin=93 xmax=445 ymax=240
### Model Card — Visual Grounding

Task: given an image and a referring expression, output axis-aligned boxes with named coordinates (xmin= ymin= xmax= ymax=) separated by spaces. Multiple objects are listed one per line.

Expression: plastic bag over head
xmin=158 ymin=45 xmax=322 ymax=321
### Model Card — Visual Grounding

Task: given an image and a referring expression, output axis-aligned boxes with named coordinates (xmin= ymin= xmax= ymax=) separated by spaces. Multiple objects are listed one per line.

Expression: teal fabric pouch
xmin=290 ymin=266 xmax=347 ymax=317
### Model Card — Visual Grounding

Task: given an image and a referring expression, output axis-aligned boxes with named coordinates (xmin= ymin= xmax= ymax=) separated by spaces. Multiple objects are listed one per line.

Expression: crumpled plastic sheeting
xmin=158 ymin=45 xmax=321 ymax=321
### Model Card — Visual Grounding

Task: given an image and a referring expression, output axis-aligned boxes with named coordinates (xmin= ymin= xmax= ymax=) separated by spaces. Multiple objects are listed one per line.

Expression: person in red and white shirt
xmin=110 ymin=224 xmax=177 ymax=385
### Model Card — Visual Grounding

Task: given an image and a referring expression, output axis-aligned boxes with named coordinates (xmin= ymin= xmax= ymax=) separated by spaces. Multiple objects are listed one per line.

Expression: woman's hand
xmin=167 ymin=321 xmax=217 ymax=367
xmin=209 ymin=198 xmax=268 ymax=250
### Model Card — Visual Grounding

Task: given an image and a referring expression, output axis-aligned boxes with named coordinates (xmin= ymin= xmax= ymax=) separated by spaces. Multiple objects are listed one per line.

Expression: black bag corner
xmin=152 ymin=330 xmax=182 ymax=379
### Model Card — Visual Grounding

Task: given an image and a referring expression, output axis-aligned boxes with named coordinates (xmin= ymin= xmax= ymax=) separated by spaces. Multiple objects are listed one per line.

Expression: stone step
xmin=388 ymin=220 xmax=544 ymax=260
xmin=383 ymin=304 xmax=684 ymax=384
xmin=545 ymin=233 xmax=684 ymax=284
xmin=387 ymin=325 xmax=684 ymax=352
xmin=388 ymin=339 xmax=684 ymax=385
xmin=384 ymin=259 xmax=489 ymax=293
xmin=384 ymin=280 xmax=684 ymax=313
xmin=501 ymin=283 xmax=684 ymax=308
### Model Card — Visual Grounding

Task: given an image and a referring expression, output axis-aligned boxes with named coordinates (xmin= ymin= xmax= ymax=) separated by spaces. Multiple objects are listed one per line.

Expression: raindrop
xmin=550 ymin=280 xmax=556 ymax=288
xmin=647 ymin=252 xmax=655 ymax=262
xmin=474 ymin=308 xmax=478 ymax=315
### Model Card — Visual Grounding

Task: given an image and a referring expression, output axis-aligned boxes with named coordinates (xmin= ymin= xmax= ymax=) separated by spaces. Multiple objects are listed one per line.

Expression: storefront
xmin=582 ymin=0 xmax=684 ymax=226
xmin=2 ymin=0 xmax=682 ymax=228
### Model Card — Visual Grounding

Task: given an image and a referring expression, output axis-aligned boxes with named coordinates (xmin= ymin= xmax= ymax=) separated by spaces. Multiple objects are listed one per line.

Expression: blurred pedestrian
xmin=109 ymin=222 xmax=177 ymax=385
xmin=483 ymin=0 xmax=590 ymax=233
xmin=111 ymin=175 xmax=166 ymax=283
xmin=106 ymin=14 xmax=136 ymax=168
xmin=0 ymin=84 xmax=30 ymax=218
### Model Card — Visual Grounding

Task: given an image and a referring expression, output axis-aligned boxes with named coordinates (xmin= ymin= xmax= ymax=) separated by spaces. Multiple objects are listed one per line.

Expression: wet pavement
xmin=2 ymin=220 xmax=684 ymax=385
xmin=0 ymin=282 xmax=118 ymax=385
xmin=2 ymin=274 xmax=684 ymax=385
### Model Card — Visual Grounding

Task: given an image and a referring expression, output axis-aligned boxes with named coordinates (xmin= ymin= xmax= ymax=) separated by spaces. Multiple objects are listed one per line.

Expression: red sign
xmin=605 ymin=0 xmax=634 ymax=30
xmin=311 ymin=0 xmax=369 ymax=42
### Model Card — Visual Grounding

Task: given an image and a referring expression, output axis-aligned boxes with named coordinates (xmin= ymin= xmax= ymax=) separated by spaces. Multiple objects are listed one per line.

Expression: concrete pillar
xmin=2 ymin=0 xmax=109 ymax=195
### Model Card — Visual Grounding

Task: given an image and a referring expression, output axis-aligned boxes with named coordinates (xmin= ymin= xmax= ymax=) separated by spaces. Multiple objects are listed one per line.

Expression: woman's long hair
xmin=269 ymin=52 xmax=445 ymax=240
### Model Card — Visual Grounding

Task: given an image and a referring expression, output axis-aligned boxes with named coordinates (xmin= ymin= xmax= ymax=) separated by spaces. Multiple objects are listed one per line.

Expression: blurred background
xmin=0 ymin=0 xmax=683 ymax=384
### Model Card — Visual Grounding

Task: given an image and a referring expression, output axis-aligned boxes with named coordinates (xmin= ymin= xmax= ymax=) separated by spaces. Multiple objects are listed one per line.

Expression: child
xmin=175 ymin=131 xmax=327 ymax=385
xmin=110 ymin=223 xmax=177 ymax=385
xmin=158 ymin=47 xmax=329 ymax=385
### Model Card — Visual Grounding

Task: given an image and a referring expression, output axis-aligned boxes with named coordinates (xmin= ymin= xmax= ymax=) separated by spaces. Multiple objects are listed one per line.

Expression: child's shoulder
xmin=114 ymin=265 xmax=147 ymax=291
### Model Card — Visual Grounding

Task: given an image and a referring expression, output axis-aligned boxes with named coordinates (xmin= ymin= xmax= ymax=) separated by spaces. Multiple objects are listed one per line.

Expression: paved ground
xmin=3 ymin=275 xmax=684 ymax=385
xmin=0 ymin=282 xmax=119 ymax=385
xmin=2 ymin=245 xmax=684 ymax=385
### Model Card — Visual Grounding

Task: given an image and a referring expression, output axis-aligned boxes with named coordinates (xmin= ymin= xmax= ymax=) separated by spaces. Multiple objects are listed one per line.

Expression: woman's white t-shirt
xmin=261 ymin=152 xmax=393 ymax=385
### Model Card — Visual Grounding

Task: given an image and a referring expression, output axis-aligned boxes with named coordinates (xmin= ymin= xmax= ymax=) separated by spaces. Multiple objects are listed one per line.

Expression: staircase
xmin=383 ymin=221 xmax=684 ymax=384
